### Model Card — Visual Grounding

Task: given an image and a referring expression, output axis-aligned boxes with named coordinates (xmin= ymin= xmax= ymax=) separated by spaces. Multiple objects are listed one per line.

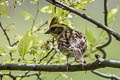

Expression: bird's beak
xmin=45 ymin=29 xmax=52 ymax=34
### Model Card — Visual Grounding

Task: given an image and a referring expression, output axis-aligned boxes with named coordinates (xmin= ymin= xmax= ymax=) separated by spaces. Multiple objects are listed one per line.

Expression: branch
xmin=31 ymin=1 xmax=40 ymax=31
xmin=0 ymin=58 xmax=120 ymax=72
xmin=46 ymin=48 xmax=57 ymax=64
xmin=0 ymin=21 xmax=11 ymax=46
xmin=38 ymin=48 xmax=54 ymax=64
xmin=46 ymin=0 xmax=120 ymax=41
xmin=91 ymin=70 xmax=120 ymax=80
xmin=38 ymin=38 xmax=55 ymax=64
xmin=0 ymin=71 xmax=41 ymax=80
xmin=97 ymin=0 xmax=112 ymax=49
xmin=0 ymin=21 xmax=19 ymax=47
xmin=96 ymin=0 xmax=112 ymax=59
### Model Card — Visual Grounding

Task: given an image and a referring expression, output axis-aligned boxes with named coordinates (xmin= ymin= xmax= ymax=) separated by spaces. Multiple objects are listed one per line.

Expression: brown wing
xmin=72 ymin=48 xmax=84 ymax=63
xmin=69 ymin=30 xmax=87 ymax=63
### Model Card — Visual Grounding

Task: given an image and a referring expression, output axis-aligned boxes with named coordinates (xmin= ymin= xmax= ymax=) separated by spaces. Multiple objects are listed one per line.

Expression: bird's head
xmin=45 ymin=24 xmax=64 ymax=36
xmin=45 ymin=24 xmax=70 ymax=38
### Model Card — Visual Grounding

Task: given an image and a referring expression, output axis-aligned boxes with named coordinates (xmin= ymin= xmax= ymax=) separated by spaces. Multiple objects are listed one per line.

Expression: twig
xmin=19 ymin=71 xmax=30 ymax=80
xmin=38 ymin=38 xmax=56 ymax=64
xmin=0 ymin=21 xmax=19 ymax=60
xmin=0 ymin=72 xmax=16 ymax=80
xmin=96 ymin=48 xmax=106 ymax=59
xmin=102 ymin=0 xmax=112 ymax=47
xmin=16 ymin=72 xmax=41 ymax=80
xmin=96 ymin=0 xmax=112 ymax=59
xmin=38 ymin=48 xmax=54 ymax=64
xmin=46 ymin=49 xmax=57 ymax=64
xmin=31 ymin=1 xmax=40 ymax=31
xmin=0 ymin=21 xmax=12 ymax=46
xmin=46 ymin=0 xmax=120 ymax=41
xmin=96 ymin=0 xmax=111 ymax=59
xmin=37 ymin=20 xmax=48 ymax=31
xmin=0 ymin=22 xmax=19 ymax=47
xmin=91 ymin=70 xmax=120 ymax=80
xmin=11 ymin=41 xmax=19 ymax=47
xmin=0 ymin=72 xmax=42 ymax=80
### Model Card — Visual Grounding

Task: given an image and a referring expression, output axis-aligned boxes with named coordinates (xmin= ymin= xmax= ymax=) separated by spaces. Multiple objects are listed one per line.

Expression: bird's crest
xmin=50 ymin=16 xmax=60 ymax=27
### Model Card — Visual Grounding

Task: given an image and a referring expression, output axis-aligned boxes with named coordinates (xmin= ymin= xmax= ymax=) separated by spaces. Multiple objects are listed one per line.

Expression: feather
xmin=73 ymin=48 xmax=85 ymax=63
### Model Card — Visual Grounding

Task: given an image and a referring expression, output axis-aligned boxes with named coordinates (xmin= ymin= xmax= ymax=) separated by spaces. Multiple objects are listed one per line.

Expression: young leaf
xmin=7 ymin=46 xmax=17 ymax=53
xmin=18 ymin=32 xmax=33 ymax=57
xmin=108 ymin=7 xmax=119 ymax=19
xmin=31 ymin=36 xmax=39 ymax=44
xmin=22 ymin=11 xmax=33 ymax=21
xmin=40 ymin=6 xmax=52 ymax=13
xmin=108 ymin=6 xmax=120 ymax=24
xmin=85 ymin=28 xmax=96 ymax=44
xmin=0 ymin=45 xmax=6 ymax=53
xmin=97 ymin=30 xmax=107 ymax=44
xmin=0 ymin=5 xmax=8 ymax=17
xmin=0 ymin=0 xmax=7 ymax=3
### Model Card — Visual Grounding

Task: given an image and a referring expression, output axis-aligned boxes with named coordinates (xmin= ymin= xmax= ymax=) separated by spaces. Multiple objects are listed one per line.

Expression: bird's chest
xmin=57 ymin=31 xmax=75 ymax=57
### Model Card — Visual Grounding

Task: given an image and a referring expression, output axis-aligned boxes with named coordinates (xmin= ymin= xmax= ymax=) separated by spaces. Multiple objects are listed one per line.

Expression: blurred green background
xmin=0 ymin=0 xmax=120 ymax=80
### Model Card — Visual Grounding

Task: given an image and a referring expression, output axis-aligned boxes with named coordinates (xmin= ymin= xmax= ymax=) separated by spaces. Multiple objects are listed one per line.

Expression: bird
xmin=45 ymin=17 xmax=87 ymax=68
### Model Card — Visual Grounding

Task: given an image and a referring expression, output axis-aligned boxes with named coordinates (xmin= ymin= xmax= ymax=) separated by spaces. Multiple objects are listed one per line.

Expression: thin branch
xmin=0 ymin=22 xmax=19 ymax=47
xmin=31 ymin=1 xmax=40 ymax=31
xmin=96 ymin=0 xmax=112 ymax=59
xmin=11 ymin=41 xmax=19 ymax=47
xmin=46 ymin=49 xmax=57 ymax=64
xmin=0 ymin=72 xmax=42 ymax=80
xmin=38 ymin=48 xmax=54 ymax=64
xmin=96 ymin=48 xmax=106 ymax=59
xmin=104 ymin=0 xmax=108 ymax=27
xmin=46 ymin=0 xmax=120 ymax=41
xmin=0 ymin=21 xmax=12 ymax=46
xmin=91 ymin=70 xmax=120 ymax=80
xmin=102 ymin=0 xmax=112 ymax=47
xmin=0 ymin=72 xmax=16 ymax=80
xmin=37 ymin=20 xmax=48 ymax=31
xmin=38 ymin=38 xmax=56 ymax=64
xmin=16 ymin=72 xmax=41 ymax=80
xmin=96 ymin=0 xmax=112 ymax=49
xmin=0 ymin=21 xmax=19 ymax=60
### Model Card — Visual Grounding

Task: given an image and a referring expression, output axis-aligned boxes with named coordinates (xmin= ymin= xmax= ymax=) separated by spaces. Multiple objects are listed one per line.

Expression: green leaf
xmin=108 ymin=6 xmax=120 ymax=24
xmin=51 ymin=6 xmax=56 ymax=18
xmin=97 ymin=30 xmax=107 ymax=44
xmin=0 ymin=5 xmax=8 ymax=17
xmin=72 ymin=0 xmax=95 ymax=10
xmin=0 ymin=45 xmax=6 ymax=53
xmin=108 ymin=7 xmax=119 ymax=19
xmin=0 ymin=0 xmax=7 ymax=3
xmin=22 ymin=11 xmax=33 ymax=21
xmin=18 ymin=32 xmax=33 ymax=57
xmin=85 ymin=28 xmax=96 ymax=44
xmin=31 ymin=36 xmax=39 ymax=44
xmin=7 ymin=46 xmax=17 ymax=53
xmin=40 ymin=6 xmax=52 ymax=13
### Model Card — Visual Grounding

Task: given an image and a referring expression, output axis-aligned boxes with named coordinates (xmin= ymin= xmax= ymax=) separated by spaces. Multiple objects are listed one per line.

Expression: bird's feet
xmin=81 ymin=61 xmax=87 ymax=70
xmin=66 ymin=63 xmax=71 ymax=71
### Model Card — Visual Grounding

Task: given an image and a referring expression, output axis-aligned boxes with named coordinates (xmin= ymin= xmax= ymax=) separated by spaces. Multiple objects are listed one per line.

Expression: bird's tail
xmin=73 ymin=48 xmax=86 ymax=64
